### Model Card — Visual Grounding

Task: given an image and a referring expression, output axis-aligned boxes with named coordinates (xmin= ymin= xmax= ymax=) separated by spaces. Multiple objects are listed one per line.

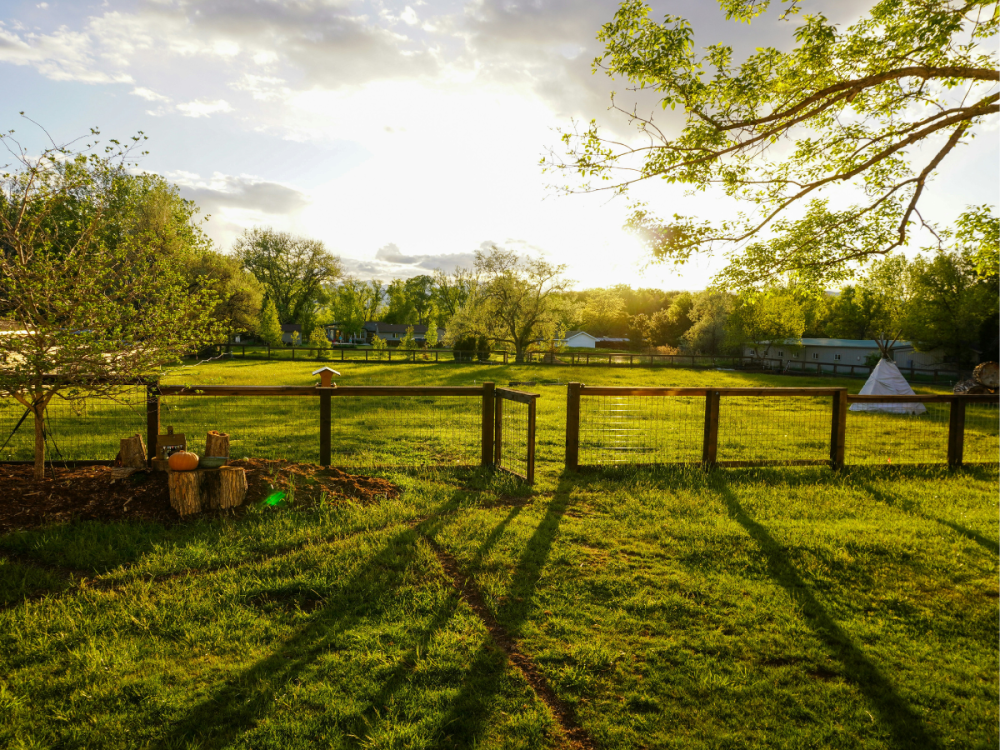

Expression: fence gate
xmin=492 ymin=387 xmax=539 ymax=484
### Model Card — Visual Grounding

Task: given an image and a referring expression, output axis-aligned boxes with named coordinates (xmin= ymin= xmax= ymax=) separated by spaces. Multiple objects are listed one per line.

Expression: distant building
xmin=743 ymin=338 xmax=970 ymax=372
xmin=280 ymin=324 xmax=302 ymax=344
xmin=325 ymin=321 xmax=446 ymax=346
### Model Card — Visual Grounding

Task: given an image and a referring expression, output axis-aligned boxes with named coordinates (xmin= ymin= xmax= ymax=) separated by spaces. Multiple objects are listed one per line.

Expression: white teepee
xmin=849 ymin=358 xmax=926 ymax=414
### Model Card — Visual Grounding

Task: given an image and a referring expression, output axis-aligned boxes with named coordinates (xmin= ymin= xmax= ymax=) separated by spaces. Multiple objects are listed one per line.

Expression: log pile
xmin=167 ymin=466 xmax=247 ymax=516
xmin=953 ymin=361 xmax=998 ymax=395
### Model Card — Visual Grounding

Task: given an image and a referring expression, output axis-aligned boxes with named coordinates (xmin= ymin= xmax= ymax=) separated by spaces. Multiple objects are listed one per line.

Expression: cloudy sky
xmin=1 ymin=0 xmax=996 ymax=289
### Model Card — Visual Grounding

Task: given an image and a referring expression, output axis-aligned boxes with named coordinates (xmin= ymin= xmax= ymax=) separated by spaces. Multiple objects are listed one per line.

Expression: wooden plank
xmin=146 ymin=386 xmax=159 ymax=466
xmin=482 ymin=382 xmax=495 ymax=467
xmin=495 ymin=388 xmax=540 ymax=404
xmin=580 ymin=386 xmax=843 ymax=397
xmin=566 ymin=382 xmax=581 ymax=471
xmin=527 ymin=398 xmax=536 ymax=485
xmin=702 ymin=391 xmax=720 ymax=466
xmin=830 ymin=389 xmax=847 ymax=470
xmin=948 ymin=399 xmax=966 ymax=469
xmin=494 ymin=394 xmax=503 ymax=466
xmin=319 ymin=390 xmax=331 ymax=467
xmin=157 ymin=385 xmax=483 ymax=397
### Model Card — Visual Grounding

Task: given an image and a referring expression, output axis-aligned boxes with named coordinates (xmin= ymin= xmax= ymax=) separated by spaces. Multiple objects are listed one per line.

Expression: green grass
xmin=1 ymin=362 xmax=997 ymax=748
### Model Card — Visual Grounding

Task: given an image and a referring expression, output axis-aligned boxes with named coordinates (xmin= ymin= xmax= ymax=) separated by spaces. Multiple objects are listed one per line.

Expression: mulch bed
xmin=0 ymin=458 xmax=399 ymax=534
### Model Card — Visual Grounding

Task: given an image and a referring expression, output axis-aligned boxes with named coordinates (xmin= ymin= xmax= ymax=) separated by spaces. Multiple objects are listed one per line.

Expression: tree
xmin=683 ymin=291 xmax=734 ymax=355
xmin=581 ymin=288 xmax=626 ymax=336
xmin=400 ymin=326 xmax=418 ymax=352
xmin=447 ymin=245 xmax=571 ymax=363
xmin=290 ymin=330 xmax=301 ymax=347
xmin=627 ymin=313 xmax=653 ymax=351
xmin=187 ymin=250 xmax=264 ymax=345
xmin=433 ymin=268 xmax=477 ymax=320
xmin=727 ymin=290 xmax=805 ymax=359
xmin=310 ymin=324 xmax=330 ymax=359
xmin=424 ymin=308 xmax=439 ymax=348
xmin=651 ymin=292 xmax=694 ymax=346
xmin=546 ymin=0 xmax=999 ymax=289
xmin=904 ymin=247 xmax=997 ymax=367
xmin=258 ymin=298 xmax=282 ymax=347
xmin=371 ymin=334 xmax=387 ymax=359
xmin=854 ymin=254 xmax=915 ymax=359
xmin=0 ymin=127 xmax=222 ymax=478
xmin=233 ymin=227 xmax=341 ymax=325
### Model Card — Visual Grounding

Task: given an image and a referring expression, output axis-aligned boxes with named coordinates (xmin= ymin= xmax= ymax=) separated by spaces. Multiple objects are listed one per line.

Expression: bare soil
xmin=0 ymin=458 xmax=399 ymax=533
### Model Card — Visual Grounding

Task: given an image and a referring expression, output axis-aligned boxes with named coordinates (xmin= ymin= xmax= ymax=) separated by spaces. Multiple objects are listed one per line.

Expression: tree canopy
xmin=233 ymin=227 xmax=341 ymax=326
xmin=545 ymin=0 xmax=999 ymax=289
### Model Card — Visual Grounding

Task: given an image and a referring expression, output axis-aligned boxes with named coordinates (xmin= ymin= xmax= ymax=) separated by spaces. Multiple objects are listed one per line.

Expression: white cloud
xmin=131 ymin=86 xmax=170 ymax=102
xmin=400 ymin=7 xmax=419 ymax=26
xmin=176 ymin=98 xmax=233 ymax=118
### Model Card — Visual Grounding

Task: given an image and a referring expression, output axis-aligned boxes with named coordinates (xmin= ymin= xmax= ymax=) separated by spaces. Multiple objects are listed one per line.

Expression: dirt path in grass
xmin=422 ymin=534 xmax=598 ymax=750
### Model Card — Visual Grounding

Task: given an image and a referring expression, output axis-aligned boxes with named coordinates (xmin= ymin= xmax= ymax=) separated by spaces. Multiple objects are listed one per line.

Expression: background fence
xmin=565 ymin=384 xmax=999 ymax=470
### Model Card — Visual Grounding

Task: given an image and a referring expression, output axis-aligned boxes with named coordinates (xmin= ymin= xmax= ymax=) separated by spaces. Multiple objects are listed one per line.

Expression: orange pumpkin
xmin=168 ymin=450 xmax=200 ymax=471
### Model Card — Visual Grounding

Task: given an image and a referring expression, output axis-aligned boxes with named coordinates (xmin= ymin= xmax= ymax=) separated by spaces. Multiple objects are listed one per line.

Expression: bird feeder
xmin=313 ymin=367 xmax=341 ymax=388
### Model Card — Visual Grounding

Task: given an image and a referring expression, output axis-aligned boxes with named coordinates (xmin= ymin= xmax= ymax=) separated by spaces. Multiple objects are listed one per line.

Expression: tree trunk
xmin=33 ymin=404 xmax=45 ymax=481
xmin=168 ymin=471 xmax=202 ymax=516
xmin=202 ymin=466 xmax=247 ymax=510
xmin=205 ymin=431 xmax=230 ymax=458
xmin=119 ymin=435 xmax=147 ymax=468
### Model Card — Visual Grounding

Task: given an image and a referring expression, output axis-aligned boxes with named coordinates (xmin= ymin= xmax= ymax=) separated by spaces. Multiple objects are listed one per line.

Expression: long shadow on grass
xmin=151 ymin=488 xmax=534 ymax=750
xmin=716 ymin=481 xmax=940 ymax=750
xmin=860 ymin=481 xmax=998 ymax=554
xmin=421 ymin=478 xmax=578 ymax=746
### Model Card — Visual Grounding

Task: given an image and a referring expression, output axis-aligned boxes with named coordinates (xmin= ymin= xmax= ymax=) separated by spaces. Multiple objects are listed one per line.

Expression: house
xmin=743 ymin=338 xmax=967 ymax=372
xmin=280 ymin=324 xmax=302 ymax=344
xmin=558 ymin=331 xmax=599 ymax=349
xmin=354 ymin=322 xmax=446 ymax=346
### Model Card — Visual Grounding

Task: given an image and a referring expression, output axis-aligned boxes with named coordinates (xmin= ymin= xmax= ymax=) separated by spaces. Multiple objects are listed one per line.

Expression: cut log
xmin=205 ymin=430 xmax=230 ymax=458
xmin=973 ymin=361 xmax=999 ymax=389
xmin=168 ymin=471 xmax=202 ymax=516
xmin=201 ymin=466 xmax=247 ymax=510
xmin=119 ymin=434 xmax=147 ymax=468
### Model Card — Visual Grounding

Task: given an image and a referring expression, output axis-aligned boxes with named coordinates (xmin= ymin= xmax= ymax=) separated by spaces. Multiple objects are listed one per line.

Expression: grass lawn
xmin=0 ymin=362 xmax=997 ymax=748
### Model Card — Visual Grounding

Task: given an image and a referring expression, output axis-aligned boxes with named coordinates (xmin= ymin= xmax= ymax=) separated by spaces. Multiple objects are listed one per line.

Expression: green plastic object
xmin=262 ymin=490 xmax=286 ymax=507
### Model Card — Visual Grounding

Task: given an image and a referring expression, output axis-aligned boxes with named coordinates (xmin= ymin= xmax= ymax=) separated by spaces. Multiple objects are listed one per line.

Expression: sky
xmin=1 ymin=0 xmax=996 ymax=290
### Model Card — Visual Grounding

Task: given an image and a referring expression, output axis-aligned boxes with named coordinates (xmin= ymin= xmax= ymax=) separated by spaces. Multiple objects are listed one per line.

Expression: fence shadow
xmin=715 ymin=481 xmax=940 ymax=750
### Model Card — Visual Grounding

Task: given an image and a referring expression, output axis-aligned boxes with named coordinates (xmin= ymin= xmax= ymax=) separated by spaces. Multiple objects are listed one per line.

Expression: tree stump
xmin=168 ymin=472 xmax=202 ymax=516
xmin=205 ymin=430 xmax=230 ymax=458
xmin=119 ymin=434 xmax=147 ymax=468
xmin=168 ymin=467 xmax=247 ymax=516
xmin=201 ymin=466 xmax=247 ymax=510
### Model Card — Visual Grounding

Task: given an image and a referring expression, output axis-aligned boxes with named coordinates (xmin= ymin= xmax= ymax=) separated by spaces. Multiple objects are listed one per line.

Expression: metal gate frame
xmin=493 ymin=387 xmax=538 ymax=484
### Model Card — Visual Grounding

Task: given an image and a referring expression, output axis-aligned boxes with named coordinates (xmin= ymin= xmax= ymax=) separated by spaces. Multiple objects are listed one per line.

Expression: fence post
xmin=566 ymin=382 xmax=581 ymax=471
xmin=146 ymin=384 xmax=159 ymax=466
xmin=527 ymin=397 xmax=537 ymax=485
xmin=830 ymin=389 xmax=847 ymax=470
xmin=494 ymin=393 xmax=503 ymax=465
xmin=319 ymin=388 xmax=332 ymax=467
xmin=948 ymin=398 xmax=966 ymax=469
xmin=702 ymin=390 xmax=720 ymax=467
xmin=482 ymin=382 xmax=495 ymax=467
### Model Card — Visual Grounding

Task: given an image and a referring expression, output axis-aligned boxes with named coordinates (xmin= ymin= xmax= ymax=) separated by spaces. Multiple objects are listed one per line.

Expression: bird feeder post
xmin=313 ymin=367 xmax=341 ymax=466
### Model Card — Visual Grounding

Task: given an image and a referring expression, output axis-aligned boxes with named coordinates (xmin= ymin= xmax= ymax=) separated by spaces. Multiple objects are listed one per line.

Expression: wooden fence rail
xmin=565 ymin=383 xmax=998 ymax=472
xmin=149 ymin=382 xmax=539 ymax=483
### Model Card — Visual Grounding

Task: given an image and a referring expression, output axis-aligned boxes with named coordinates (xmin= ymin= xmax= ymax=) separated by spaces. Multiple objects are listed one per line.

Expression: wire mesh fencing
xmin=566 ymin=384 xmax=999 ymax=471
xmin=0 ymin=387 xmax=148 ymax=462
xmin=494 ymin=388 xmax=538 ymax=482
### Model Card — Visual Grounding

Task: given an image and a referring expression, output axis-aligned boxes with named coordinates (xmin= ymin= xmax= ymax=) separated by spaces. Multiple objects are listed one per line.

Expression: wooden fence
xmin=152 ymin=382 xmax=539 ymax=483
xmin=564 ymin=383 xmax=998 ymax=471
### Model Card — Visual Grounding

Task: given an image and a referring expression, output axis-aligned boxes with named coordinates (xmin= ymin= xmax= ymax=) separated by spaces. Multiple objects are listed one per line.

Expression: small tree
xmin=372 ymin=335 xmax=387 ymax=359
xmin=425 ymin=309 xmax=439 ymax=348
xmin=0 ymin=126 xmax=223 ymax=478
xmin=290 ymin=330 xmax=301 ymax=347
xmin=310 ymin=325 xmax=330 ymax=359
xmin=258 ymin=299 xmax=282 ymax=347
xmin=400 ymin=326 xmax=418 ymax=352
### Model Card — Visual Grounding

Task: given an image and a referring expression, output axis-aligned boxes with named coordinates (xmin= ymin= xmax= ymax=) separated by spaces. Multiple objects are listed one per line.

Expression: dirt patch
xmin=0 ymin=459 xmax=399 ymax=534
xmin=422 ymin=535 xmax=597 ymax=750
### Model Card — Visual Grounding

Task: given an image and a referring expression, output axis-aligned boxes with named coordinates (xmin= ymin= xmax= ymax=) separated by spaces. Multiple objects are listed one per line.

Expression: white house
xmin=560 ymin=331 xmax=599 ymax=349
xmin=743 ymin=338 xmax=967 ymax=372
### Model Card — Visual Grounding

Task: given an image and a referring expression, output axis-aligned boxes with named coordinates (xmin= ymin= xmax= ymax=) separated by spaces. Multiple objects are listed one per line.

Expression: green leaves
xmin=544 ymin=0 xmax=999 ymax=291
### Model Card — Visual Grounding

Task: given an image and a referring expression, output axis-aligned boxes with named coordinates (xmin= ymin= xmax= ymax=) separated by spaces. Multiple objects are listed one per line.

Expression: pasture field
xmin=0 ymin=361 xmax=997 ymax=749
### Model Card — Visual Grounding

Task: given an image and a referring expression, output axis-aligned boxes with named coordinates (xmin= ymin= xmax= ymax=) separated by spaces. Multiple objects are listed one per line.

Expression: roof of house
xmin=280 ymin=324 xmax=302 ymax=332
xmin=798 ymin=338 xmax=913 ymax=349
xmin=363 ymin=322 xmax=437 ymax=334
xmin=563 ymin=331 xmax=597 ymax=340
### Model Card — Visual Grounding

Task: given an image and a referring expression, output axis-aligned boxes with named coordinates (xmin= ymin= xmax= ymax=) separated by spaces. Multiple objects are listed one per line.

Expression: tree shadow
xmin=860 ymin=481 xmax=998 ymax=554
xmin=715 ymin=481 xmax=940 ymax=750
